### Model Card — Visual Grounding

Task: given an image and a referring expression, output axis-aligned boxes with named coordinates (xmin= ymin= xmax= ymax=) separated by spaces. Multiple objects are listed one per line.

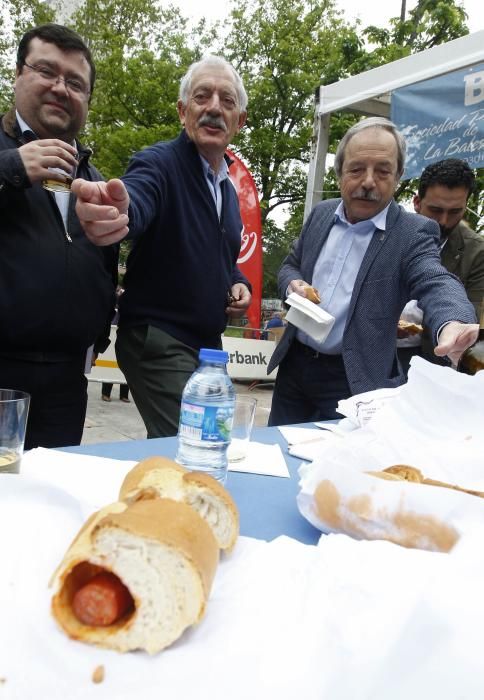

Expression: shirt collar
xmin=16 ymin=110 xmax=35 ymax=137
xmin=334 ymin=200 xmax=392 ymax=231
xmin=16 ymin=110 xmax=76 ymax=148
xmin=199 ymin=154 xmax=229 ymax=183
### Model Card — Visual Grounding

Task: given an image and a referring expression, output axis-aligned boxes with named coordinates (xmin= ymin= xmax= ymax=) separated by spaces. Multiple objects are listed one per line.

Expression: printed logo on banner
xmin=238 ymin=227 xmax=258 ymax=264
xmin=391 ymin=62 xmax=484 ymax=179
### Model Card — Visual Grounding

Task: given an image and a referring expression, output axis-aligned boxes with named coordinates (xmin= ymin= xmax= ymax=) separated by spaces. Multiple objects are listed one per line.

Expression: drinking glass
xmin=227 ymin=396 xmax=257 ymax=462
xmin=0 ymin=389 xmax=30 ymax=474
xmin=42 ymin=158 xmax=78 ymax=193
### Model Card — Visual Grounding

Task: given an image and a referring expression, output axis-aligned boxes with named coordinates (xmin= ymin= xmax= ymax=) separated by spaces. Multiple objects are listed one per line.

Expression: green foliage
xmin=225 ymin=0 xmax=362 ymax=227
xmin=391 ymin=0 xmax=468 ymax=51
xmin=360 ymin=0 xmax=468 ymax=71
xmin=0 ymin=0 xmax=56 ymax=112
xmin=262 ymin=218 xmax=289 ymax=298
xmin=70 ymin=0 xmax=218 ymax=176
xmin=0 ymin=0 xmax=481 ymax=293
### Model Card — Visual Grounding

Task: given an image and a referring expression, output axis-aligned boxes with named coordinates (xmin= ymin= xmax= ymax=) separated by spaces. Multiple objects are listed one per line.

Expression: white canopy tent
xmin=304 ymin=30 xmax=484 ymax=220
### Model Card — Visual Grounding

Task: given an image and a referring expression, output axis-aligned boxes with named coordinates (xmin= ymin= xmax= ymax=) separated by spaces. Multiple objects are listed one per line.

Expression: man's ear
xmin=237 ymin=111 xmax=247 ymax=132
xmin=177 ymin=99 xmax=186 ymax=126
xmin=413 ymin=194 xmax=421 ymax=213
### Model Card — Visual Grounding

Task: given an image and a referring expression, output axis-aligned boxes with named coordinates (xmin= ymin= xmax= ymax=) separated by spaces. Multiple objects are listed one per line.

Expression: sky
xmin=169 ymin=0 xmax=483 ymax=34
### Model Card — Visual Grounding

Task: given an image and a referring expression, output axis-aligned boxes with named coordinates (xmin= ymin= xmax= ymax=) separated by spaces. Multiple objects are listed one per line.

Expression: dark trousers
xmin=0 ymin=355 xmax=87 ymax=449
xmin=268 ymin=340 xmax=351 ymax=426
xmin=116 ymin=325 xmax=199 ymax=438
xmin=101 ymin=382 xmax=129 ymax=400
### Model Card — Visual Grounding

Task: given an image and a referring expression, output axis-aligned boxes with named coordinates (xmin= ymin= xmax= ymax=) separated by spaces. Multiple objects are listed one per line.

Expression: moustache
xmin=351 ymin=189 xmax=381 ymax=202
xmin=197 ymin=115 xmax=227 ymax=131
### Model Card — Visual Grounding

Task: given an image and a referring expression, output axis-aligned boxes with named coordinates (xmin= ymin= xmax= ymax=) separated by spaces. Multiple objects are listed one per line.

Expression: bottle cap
xmin=199 ymin=348 xmax=229 ymax=364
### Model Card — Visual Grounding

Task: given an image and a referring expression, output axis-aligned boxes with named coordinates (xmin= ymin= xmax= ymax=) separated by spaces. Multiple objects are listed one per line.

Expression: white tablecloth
xmin=2 ymin=466 xmax=484 ymax=699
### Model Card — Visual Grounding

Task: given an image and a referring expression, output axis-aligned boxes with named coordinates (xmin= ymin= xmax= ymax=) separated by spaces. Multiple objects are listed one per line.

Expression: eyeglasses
xmin=23 ymin=61 xmax=90 ymax=97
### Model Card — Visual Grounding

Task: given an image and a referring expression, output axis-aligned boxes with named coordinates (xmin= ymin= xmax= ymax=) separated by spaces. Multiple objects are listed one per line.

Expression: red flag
xmin=227 ymin=148 xmax=263 ymax=332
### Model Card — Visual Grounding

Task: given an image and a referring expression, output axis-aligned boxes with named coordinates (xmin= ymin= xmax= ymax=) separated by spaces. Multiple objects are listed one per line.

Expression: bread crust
xmin=119 ymin=457 xmax=240 ymax=552
xmin=397 ymin=320 xmax=423 ymax=335
xmin=369 ymin=464 xmax=484 ymax=499
xmin=119 ymin=457 xmax=186 ymax=500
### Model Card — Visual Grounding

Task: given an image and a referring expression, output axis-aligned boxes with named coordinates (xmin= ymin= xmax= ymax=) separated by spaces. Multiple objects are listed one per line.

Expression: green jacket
xmin=440 ymin=222 xmax=484 ymax=307
xmin=422 ymin=221 xmax=484 ymax=359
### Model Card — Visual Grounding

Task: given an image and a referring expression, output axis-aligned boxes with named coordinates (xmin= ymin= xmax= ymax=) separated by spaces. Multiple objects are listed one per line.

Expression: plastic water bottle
xmin=175 ymin=348 xmax=235 ymax=483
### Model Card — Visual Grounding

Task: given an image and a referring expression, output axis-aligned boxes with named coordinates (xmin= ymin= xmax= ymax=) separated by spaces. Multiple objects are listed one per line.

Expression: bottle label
xmin=179 ymin=401 xmax=234 ymax=443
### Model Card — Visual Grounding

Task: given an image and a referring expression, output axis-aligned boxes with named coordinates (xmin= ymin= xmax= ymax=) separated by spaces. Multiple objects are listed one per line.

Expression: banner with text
xmin=227 ymin=148 xmax=263 ymax=331
xmin=391 ymin=62 xmax=484 ymax=179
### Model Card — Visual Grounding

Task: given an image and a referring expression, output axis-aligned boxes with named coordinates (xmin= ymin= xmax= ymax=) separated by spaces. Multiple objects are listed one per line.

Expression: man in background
xmin=267 ymin=118 xmax=478 ymax=426
xmin=0 ymin=23 xmax=117 ymax=449
xmin=261 ymin=311 xmax=285 ymax=340
xmin=398 ymin=158 xmax=484 ymax=373
xmin=73 ymin=55 xmax=251 ymax=437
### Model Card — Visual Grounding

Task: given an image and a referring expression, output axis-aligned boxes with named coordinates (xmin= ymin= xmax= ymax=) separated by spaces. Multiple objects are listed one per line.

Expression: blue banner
xmin=391 ymin=62 xmax=484 ymax=179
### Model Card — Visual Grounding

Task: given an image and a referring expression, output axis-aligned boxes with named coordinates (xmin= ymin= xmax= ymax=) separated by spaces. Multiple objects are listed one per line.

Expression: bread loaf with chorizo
xmin=51 ymin=498 xmax=219 ymax=654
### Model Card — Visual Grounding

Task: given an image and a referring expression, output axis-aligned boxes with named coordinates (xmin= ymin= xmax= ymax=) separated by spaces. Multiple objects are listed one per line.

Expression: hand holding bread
xmin=287 ymin=279 xmax=321 ymax=305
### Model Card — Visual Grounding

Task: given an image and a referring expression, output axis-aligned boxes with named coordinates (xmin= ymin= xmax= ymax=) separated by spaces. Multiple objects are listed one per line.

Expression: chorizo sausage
xmin=72 ymin=572 xmax=134 ymax=626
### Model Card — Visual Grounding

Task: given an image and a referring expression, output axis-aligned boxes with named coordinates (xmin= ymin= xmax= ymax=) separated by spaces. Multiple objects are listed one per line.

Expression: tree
xmin=71 ymin=0 xmax=219 ymax=179
xmin=362 ymin=0 xmax=480 ymax=230
xmin=224 ymin=0 xmax=362 ymax=226
xmin=0 ymin=0 xmax=55 ymax=113
xmin=0 ymin=0 xmax=220 ymax=177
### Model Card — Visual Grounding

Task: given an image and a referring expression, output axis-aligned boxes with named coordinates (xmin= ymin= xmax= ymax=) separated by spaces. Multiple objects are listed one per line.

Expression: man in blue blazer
xmin=268 ymin=117 xmax=478 ymax=426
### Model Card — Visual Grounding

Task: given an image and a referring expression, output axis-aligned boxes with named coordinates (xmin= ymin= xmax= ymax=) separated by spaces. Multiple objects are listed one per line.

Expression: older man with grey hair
xmin=267 ymin=117 xmax=478 ymax=426
xmin=73 ymin=55 xmax=251 ymax=437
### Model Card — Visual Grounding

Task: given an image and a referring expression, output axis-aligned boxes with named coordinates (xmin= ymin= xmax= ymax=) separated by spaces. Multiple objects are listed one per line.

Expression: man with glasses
xmin=0 ymin=23 xmax=117 ymax=449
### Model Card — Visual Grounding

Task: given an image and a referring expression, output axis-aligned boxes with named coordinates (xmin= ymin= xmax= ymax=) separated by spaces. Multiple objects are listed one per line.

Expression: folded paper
xmin=285 ymin=293 xmax=335 ymax=343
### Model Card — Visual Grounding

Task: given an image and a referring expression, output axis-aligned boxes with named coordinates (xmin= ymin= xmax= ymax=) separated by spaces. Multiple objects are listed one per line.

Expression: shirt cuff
xmin=436 ymin=322 xmax=451 ymax=343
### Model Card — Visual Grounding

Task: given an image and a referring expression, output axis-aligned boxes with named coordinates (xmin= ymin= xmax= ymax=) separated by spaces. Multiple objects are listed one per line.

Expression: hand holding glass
xmin=0 ymin=389 xmax=30 ymax=474
xmin=42 ymin=155 xmax=78 ymax=193
xmin=227 ymin=396 xmax=257 ymax=462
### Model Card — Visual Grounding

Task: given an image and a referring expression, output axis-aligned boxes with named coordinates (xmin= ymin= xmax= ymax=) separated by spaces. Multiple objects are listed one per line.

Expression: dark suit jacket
xmin=268 ymin=199 xmax=475 ymax=394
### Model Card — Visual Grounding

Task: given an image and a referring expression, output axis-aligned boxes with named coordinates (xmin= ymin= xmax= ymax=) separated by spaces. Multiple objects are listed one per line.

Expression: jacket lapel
xmin=305 ymin=200 xmax=339 ymax=281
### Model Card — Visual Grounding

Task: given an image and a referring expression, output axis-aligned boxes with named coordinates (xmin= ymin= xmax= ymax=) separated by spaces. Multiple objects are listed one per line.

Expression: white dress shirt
xmin=297 ymin=201 xmax=392 ymax=354
xmin=199 ymin=155 xmax=229 ymax=220
xmin=16 ymin=111 xmax=74 ymax=230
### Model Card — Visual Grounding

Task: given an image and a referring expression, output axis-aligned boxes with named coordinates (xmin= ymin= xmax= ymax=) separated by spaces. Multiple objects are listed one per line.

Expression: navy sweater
xmin=119 ymin=130 xmax=249 ymax=349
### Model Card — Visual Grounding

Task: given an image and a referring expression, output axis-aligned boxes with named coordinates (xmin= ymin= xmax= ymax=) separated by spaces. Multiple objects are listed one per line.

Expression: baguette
xmin=51 ymin=498 xmax=219 ymax=654
xmin=397 ymin=320 xmax=423 ymax=335
xmin=368 ymin=465 xmax=484 ymax=498
xmin=119 ymin=457 xmax=239 ymax=552
xmin=303 ymin=285 xmax=321 ymax=304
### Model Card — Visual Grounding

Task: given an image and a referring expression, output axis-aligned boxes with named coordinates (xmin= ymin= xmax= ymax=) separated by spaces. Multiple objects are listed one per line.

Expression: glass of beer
xmin=42 ymin=155 xmax=78 ymax=193
xmin=0 ymin=389 xmax=30 ymax=474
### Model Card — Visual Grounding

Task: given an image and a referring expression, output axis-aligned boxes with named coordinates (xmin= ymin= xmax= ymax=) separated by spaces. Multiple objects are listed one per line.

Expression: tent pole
xmin=304 ymin=95 xmax=330 ymax=221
